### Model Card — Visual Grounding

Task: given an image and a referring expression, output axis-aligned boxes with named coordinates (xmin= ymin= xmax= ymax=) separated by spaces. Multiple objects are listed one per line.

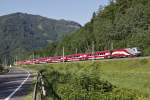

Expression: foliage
xmin=0 ymin=64 xmax=4 ymax=73
xmin=54 ymin=0 xmax=150 ymax=56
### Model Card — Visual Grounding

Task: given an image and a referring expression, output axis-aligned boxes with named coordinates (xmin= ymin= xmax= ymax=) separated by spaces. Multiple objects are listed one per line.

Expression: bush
xmin=0 ymin=64 xmax=4 ymax=72
xmin=41 ymin=69 xmax=141 ymax=100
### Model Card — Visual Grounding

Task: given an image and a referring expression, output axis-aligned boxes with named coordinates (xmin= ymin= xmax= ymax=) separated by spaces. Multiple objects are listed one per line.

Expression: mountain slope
xmin=0 ymin=12 xmax=81 ymax=63
xmin=55 ymin=0 xmax=150 ymax=56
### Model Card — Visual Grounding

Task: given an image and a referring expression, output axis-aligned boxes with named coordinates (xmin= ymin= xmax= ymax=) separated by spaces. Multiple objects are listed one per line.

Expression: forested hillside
xmin=0 ymin=13 xmax=81 ymax=64
xmin=53 ymin=0 xmax=150 ymax=56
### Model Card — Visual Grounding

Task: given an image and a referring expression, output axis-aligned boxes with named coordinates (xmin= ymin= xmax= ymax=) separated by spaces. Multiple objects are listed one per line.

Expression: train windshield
xmin=132 ymin=47 xmax=141 ymax=52
xmin=137 ymin=48 xmax=141 ymax=51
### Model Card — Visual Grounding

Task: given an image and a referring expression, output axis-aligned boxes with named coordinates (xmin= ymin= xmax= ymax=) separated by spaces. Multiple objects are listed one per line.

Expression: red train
xmin=16 ymin=47 xmax=141 ymax=65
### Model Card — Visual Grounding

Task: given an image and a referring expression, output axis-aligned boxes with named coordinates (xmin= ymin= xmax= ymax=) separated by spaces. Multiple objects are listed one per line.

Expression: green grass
xmin=100 ymin=58 xmax=150 ymax=97
xmin=23 ymin=57 xmax=150 ymax=99
xmin=24 ymin=93 xmax=32 ymax=100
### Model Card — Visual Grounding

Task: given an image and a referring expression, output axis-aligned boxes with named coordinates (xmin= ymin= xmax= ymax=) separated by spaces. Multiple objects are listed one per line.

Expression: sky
xmin=0 ymin=0 xmax=108 ymax=26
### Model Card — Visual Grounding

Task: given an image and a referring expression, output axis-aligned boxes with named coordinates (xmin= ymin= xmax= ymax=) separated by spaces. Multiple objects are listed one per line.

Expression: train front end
xmin=123 ymin=47 xmax=142 ymax=57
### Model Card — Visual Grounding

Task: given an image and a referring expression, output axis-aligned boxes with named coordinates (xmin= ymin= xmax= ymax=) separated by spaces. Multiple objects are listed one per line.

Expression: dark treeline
xmin=30 ymin=0 xmax=150 ymax=58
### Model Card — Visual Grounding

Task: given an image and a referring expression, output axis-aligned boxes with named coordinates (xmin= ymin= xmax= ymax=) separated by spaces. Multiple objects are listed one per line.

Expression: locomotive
xmin=16 ymin=47 xmax=142 ymax=65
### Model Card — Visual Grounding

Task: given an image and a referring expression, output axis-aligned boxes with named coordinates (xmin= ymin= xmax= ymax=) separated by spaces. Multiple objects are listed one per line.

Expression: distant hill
xmin=55 ymin=0 xmax=150 ymax=56
xmin=0 ymin=12 xmax=81 ymax=64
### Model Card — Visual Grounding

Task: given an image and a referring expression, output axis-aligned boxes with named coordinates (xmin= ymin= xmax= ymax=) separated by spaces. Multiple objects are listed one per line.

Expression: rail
xmin=32 ymin=72 xmax=46 ymax=100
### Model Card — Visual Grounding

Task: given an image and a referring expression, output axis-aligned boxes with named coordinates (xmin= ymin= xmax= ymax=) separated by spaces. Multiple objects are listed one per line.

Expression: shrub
xmin=0 ymin=64 xmax=4 ymax=72
xmin=41 ymin=69 xmax=142 ymax=100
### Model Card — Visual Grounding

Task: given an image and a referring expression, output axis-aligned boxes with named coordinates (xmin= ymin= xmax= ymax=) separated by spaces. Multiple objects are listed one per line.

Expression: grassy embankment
xmin=23 ymin=57 xmax=150 ymax=100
